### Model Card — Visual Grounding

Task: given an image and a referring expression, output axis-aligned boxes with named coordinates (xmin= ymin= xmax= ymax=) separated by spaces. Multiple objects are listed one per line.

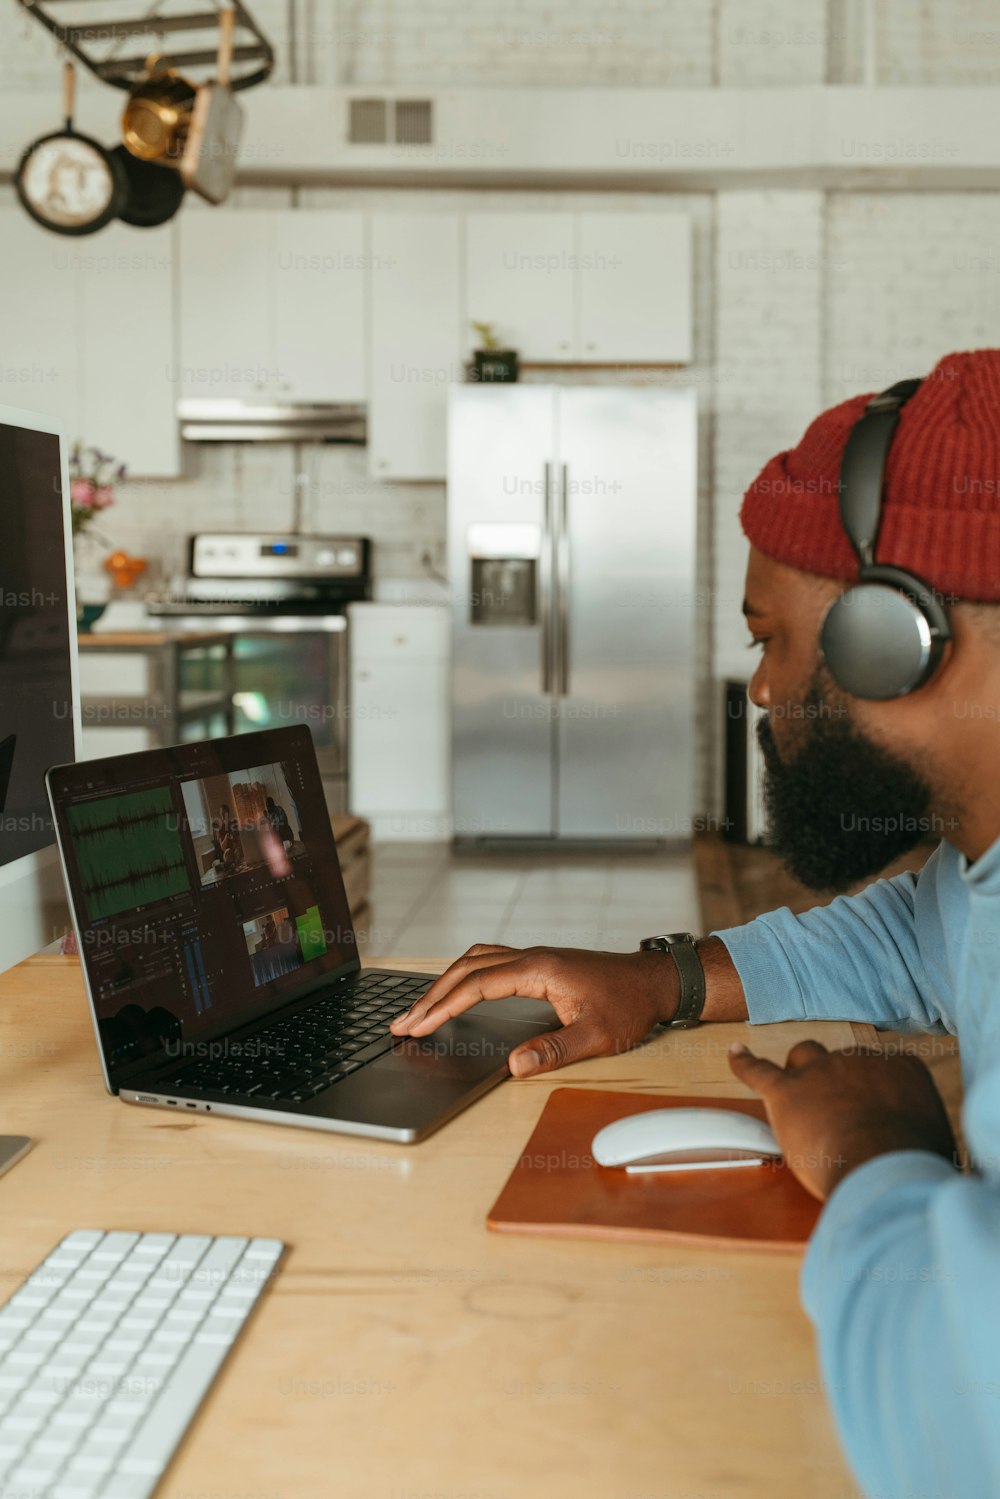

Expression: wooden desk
xmin=0 ymin=955 xmax=864 ymax=1499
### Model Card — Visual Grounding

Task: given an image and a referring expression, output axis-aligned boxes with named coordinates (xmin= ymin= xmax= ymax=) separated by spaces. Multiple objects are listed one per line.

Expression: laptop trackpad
xmin=377 ymin=1007 xmax=551 ymax=1080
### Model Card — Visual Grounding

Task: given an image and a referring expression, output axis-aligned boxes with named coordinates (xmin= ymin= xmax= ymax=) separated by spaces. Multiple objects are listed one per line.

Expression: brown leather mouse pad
xmin=487 ymin=1088 xmax=821 ymax=1252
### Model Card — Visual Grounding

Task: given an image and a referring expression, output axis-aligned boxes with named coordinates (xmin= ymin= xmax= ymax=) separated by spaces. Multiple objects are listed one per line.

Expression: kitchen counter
xmin=78 ymin=629 xmax=236 ymax=648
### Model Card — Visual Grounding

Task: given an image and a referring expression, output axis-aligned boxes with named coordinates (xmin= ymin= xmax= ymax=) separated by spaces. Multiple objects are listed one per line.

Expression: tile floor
xmin=357 ymin=842 xmax=701 ymax=961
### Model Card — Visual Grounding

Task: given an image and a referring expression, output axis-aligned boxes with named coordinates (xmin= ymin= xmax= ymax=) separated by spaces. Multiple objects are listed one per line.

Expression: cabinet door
xmin=368 ymin=213 xmax=462 ymax=480
xmin=79 ymin=221 xmax=180 ymax=477
xmin=349 ymin=605 xmax=450 ymax=825
xmin=577 ymin=213 xmax=692 ymax=364
xmin=351 ymin=657 xmax=450 ymax=823
xmin=0 ymin=211 xmax=80 ymax=439
xmin=271 ymin=211 xmax=366 ymax=402
xmin=178 ymin=210 xmax=273 ymax=400
xmin=464 ymin=212 xmax=575 ymax=363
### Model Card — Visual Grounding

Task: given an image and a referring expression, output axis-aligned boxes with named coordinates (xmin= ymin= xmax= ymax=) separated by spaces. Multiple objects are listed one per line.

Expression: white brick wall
xmin=825 ymin=193 xmax=1000 ymax=400
xmin=713 ymin=191 xmax=825 ymax=677
xmin=325 ymin=0 xmax=714 ymax=89
xmin=875 ymin=0 xmax=1000 ymax=85
xmin=717 ymin=0 xmax=829 ymax=85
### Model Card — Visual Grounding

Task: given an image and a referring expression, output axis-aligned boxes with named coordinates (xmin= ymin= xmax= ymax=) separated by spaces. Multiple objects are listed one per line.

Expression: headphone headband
xmin=837 ymin=376 xmax=923 ymax=569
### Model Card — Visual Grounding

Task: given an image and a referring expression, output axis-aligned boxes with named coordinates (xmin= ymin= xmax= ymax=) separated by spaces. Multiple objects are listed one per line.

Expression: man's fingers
xmin=508 ymin=1022 xmax=608 ymax=1079
xmin=785 ymin=1039 xmax=829 ymax=1070
xmin=390 ymin=946 xmax=522 ymax=1032
xmin=394 ymin=955 xmax=551 ymax=1036
xmin=728 ymin=1043 xmax=785 ymax=1094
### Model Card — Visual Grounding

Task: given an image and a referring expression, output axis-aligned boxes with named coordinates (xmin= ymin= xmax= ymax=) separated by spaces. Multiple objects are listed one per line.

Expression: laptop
xmin=46 ymin=725 xmax=559 ymax=1143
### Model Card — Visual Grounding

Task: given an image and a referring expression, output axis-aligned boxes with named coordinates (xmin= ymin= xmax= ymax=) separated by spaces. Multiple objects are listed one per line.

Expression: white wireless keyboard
xmin=0 ymin=1229 xmax=284 ymax=1499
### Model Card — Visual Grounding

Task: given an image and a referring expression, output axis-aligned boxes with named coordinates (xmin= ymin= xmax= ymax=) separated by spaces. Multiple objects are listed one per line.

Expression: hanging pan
xmin=15 ymin=62 xmax=127 ymax=235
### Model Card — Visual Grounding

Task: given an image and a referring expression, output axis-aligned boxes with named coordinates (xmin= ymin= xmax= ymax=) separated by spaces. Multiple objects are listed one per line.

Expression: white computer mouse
xmin=592 ymin=1107 xmax=782 ymax=1173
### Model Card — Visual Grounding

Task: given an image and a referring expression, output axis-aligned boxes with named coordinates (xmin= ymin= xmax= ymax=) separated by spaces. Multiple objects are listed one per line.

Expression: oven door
xmin=179 ymin=614 xmax=349 ymax=806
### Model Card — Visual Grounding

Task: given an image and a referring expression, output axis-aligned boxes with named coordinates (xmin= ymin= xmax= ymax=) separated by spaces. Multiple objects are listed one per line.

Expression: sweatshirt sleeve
xmin=800 ymin=1141 xmax=1000 ymax=1498
xmin=711 ymin=855 xmax=953 ymax=1031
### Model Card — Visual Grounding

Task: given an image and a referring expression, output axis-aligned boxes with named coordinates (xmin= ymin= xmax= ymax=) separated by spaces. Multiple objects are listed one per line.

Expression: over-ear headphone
xmin=819 ymin=376 xmax=953 ymax=700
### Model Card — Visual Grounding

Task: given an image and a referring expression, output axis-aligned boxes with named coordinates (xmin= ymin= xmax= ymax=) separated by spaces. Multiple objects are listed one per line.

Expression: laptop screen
xmin=47 ymin=726 xmax=357 ymax=1086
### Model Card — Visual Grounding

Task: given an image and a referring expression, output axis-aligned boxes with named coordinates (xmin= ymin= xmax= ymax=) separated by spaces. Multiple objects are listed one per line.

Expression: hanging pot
xmin=122 ymin=57 xmax=197 ymax=164
xmin=111 ymin=146 xmax=186 ymax=227
xmin=15 ymin=62 xmax=127 ymax=236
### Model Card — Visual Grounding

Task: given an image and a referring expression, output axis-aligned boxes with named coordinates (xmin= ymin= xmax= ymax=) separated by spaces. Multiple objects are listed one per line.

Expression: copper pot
xmin=122 ymin=62 xmax=196 ymax=163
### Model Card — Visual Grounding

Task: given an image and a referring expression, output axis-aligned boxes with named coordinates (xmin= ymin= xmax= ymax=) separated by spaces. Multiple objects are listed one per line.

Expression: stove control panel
xmin=190 ymin=532 xmax=369 ymax=581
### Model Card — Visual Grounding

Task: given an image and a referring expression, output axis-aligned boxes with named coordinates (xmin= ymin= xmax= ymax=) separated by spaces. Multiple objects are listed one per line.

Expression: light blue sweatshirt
xmin=715 ymin=835 xmax=1000 ymax=1499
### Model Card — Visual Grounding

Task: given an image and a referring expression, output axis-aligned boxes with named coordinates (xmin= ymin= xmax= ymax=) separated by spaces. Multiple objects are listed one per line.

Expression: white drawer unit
xmin=348 ymin=604 xmax=450 ymax=838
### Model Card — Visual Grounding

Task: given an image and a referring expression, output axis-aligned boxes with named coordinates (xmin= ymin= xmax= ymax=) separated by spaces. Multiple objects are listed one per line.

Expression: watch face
xmin=18 ymin=133 xmax=117 ymax=231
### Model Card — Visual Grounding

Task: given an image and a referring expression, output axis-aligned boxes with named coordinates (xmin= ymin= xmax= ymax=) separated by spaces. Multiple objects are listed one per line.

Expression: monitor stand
xmin=0 ymin=1137 xmax=31 ymax=1180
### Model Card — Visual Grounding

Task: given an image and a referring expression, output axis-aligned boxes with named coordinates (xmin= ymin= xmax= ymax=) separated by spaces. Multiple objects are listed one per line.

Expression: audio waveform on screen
xmin=66 ymin=786 xmax=191 ymax=921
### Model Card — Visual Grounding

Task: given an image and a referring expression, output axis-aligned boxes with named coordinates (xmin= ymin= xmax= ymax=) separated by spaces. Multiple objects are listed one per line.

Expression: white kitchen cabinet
xmin=348 ymin=604 xmax=450 ymax=838
xmin=0 ymin=211 xmax=178 ymax=477
xmin=0 ymin=213 xmax=79 ymax=437
xmin=577 ymin=212 xmax=692 ymax=364
xmin=178 ymin=211 xmax=272 ymax=401
xmin=368 ymin=213 xmax=462 ymax=480
xmin=271 ymin=211 xmax=367 ymax=401
xmin=79 ymin=221 xmax=179 ymax=477
xmin=464 ymin=212 xmax=576 ymax=362
xmin=178 ymin=210 xmax=367 ymax=403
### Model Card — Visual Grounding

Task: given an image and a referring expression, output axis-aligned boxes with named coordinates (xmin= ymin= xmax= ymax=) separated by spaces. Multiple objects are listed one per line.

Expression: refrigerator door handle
xmin=557 ymin=463 xmax=570 ymax=696
xmin=541 ymin=461 xmax=554 ymax=694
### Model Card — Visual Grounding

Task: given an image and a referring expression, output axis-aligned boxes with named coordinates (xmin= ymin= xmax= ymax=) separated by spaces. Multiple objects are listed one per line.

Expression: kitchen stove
xmin=147 ymin=531 xmax=372 ymax=811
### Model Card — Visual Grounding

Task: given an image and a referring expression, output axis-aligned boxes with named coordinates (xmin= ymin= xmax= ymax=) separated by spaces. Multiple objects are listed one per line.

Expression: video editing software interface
xmin=50 ymin=728 xmax=355 ymax=1082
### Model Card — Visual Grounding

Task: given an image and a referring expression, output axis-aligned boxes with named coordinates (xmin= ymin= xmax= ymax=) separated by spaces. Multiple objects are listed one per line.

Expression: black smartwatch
xmin=639 ymin=932 xmax=706 ymax=1030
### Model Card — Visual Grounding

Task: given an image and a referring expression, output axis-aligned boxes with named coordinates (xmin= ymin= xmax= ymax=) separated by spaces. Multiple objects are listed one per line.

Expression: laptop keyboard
xmin=159 ymin=973 xmax=430 ymax=1106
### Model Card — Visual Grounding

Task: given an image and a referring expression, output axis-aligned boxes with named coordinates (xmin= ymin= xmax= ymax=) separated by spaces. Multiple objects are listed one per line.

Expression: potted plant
xmin=470 ymin=321 xmax=519 ymax=383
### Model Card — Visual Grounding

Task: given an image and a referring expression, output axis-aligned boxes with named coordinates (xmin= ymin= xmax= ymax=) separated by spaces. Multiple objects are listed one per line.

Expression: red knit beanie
xmin=740 ymin=349 xmax=1000 ymax=602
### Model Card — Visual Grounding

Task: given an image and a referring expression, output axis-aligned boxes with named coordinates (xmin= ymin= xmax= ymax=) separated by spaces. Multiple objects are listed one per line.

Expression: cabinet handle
xmin=586 ymin=342 xmax=596 ymax=351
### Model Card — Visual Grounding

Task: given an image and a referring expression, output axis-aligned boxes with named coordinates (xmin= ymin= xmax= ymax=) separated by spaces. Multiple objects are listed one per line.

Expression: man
xmin=391 ymin=348 xmax=1000 ymax=1497
xmin=264 ymin=794 xmax=293 ymax=845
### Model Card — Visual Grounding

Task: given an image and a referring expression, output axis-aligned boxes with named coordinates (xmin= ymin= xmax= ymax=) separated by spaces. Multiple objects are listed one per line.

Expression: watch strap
xmin=639 ymin=932 xmax=706 ymax=1029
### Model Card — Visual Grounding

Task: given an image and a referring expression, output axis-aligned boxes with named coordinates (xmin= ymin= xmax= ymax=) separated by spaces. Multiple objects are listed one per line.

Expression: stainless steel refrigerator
xmin=448 ymin=385 xmax=697 ymax=841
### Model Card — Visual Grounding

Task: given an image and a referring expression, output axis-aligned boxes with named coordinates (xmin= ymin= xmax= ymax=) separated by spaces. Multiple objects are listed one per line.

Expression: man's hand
xmin=728 ymin=1040 xmax=959 ymax=1201
xmin=389 ymin=945 xmax=680 ymax=1078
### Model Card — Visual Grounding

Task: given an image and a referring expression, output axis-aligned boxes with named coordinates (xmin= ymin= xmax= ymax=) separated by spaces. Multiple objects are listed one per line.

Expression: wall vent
xmin=347 ymin=97 xmax=434 ymax=146
xmin=348 ymin=98 xmax=388 ymax=144
xmin=394 ymin=100 xmax=433 ymax=144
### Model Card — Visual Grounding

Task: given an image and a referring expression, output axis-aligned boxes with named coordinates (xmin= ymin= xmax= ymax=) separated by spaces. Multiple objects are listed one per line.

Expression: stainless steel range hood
xmin=178 ymin=399 xmax=367 ymax=444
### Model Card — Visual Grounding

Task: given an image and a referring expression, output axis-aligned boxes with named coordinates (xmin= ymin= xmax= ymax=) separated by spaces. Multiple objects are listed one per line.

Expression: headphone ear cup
xmin=820 ymin=583 xmax=945 ymax=700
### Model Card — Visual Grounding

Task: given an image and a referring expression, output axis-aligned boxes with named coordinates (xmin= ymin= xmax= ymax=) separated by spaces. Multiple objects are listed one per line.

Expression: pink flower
xmin=93 ymin=486 xmax=115 ymax=510
xmin=71 ymin=478 xmax=95 ymax=508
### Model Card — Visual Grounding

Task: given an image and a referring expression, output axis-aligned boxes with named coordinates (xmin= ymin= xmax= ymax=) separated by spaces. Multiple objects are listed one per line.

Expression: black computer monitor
xmin=0 ymin=404 xmax=80 ymax=973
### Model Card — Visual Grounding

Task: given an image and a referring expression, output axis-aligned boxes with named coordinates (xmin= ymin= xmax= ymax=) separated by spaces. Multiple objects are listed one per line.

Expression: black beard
xmin=756 ymin=678 xmax=934 ymax=893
